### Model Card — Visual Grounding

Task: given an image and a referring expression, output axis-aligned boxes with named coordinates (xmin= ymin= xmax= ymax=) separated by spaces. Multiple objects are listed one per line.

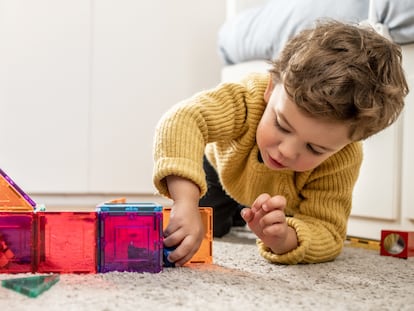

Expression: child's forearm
xmin=166 ymin=175 xmax=200 ymax=205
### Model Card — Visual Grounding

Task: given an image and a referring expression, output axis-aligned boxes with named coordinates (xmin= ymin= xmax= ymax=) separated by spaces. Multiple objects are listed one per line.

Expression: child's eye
xmin=307 ymin=144 xmax=324 ymax=155
xmin=275 ymin=118 xmax=290 ymax=133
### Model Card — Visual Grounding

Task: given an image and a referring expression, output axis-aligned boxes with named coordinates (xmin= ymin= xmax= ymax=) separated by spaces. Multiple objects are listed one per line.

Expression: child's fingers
xmin=261 ymin=195 xmax=287 ymax=212
xmin=251 ymin=193 xmax=271 ymax=212
xmin=240 ymin=208 xmax=254 ymax=222
xmin=165 ymin=228 xmax=200 ymax=267
xmin=163 ymin=219 xmax=184 ymax=247
xmin=173 ymin=236 xmax=199 ymax=267
xmin=163 ymin=229 xmax=182 ymax=249
xmin=260 ymin=209 xmax=286 ymax=227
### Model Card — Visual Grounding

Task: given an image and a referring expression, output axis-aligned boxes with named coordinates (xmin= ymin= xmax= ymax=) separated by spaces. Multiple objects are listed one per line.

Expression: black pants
xmin=199 ymin=156 xmax=245 ymax=237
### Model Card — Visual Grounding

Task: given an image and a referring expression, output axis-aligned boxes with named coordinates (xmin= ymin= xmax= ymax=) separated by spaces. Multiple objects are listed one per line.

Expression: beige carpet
xmin=1 ymin=227 xmax=413 ymax=311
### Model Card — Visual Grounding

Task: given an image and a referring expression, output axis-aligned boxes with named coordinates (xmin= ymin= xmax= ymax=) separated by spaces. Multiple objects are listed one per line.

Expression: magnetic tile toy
xmin=0 ymin=212 xmax=34 ymax=273
xmin=34 ymin=211 xmax=98 ymax=273
xmin=2 ymin=274 xmax=59 ymax=298
xmin=163 ymin=207 xmax=213 ymax=264
xmin=97 ymin=203 xmax=163 ymax=273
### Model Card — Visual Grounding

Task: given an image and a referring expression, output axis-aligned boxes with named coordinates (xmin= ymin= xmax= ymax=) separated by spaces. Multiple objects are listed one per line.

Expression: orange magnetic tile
xmin=0 ymin=169 xmax=35 ymax=211
xmin=163 ymin=207 xmax=213 ymax=264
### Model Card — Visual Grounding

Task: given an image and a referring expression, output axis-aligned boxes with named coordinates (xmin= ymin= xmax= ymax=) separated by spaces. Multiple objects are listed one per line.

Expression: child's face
xmin=257 ymin=83 xmax=351 ymax=172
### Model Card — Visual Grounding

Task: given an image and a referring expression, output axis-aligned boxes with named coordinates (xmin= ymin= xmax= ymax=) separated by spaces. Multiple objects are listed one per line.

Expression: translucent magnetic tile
xmin=0 ymin=168 xmax=36 ymax=210
xmin=163 ymin=207 xmax=213 ymax=264
xmin=99 ymin=211 xmax=163 ymax=273
xmin=35 ymin=212 xmax=97 ymax=273
xmin=0 ymin=212 xmax=34 ymax=273
xmin=2 ymin=274 xmax=59 ymax=298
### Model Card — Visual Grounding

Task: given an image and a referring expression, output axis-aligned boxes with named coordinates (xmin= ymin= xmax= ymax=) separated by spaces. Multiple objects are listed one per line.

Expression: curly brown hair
xmin=269 ymin=20 xmax=409 ymax=141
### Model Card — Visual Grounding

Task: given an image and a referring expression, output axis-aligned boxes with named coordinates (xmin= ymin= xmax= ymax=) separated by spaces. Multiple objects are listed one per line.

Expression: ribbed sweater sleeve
xmin=153 ymin=74 xmax=269 ymax=198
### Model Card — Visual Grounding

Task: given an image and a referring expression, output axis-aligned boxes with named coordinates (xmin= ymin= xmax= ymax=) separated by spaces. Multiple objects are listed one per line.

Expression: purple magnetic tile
xmin=98 ymin=209 xmax=163 ymax=273
xmin=0 ymin=212 xmax=34 ymax=273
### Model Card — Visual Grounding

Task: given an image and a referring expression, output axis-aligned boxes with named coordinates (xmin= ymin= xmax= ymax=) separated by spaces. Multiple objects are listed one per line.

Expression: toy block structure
xmin=0 ymin=211 xmax=34 ymax=273
xmin=34 ymin=211 xmax=98 ymax=273
xmin=163 ymin=207 xmax=213 ymax=264
xmin=97 ymin=202 xmax=163 ymax=273
xmin=380 ymin=230 xmax=414 ymax=259
xmin=0 ymin=168 xmax=214 ymax=274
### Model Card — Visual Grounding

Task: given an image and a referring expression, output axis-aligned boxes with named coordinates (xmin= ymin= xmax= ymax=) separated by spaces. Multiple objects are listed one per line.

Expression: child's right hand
xmin=163 ymin=175 xmax=204 ymax=266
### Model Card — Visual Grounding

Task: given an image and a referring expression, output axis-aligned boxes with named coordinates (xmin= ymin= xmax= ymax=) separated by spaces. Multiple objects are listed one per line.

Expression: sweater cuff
xmin=153 ymin=157 xmax=207 ymax=199
xmin=256 ymin=217 xmax=311 ymax=265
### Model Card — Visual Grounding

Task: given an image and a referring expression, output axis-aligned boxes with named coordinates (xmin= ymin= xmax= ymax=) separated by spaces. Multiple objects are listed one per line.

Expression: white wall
xmin=0 ymin=0 xmax=226 ymax=206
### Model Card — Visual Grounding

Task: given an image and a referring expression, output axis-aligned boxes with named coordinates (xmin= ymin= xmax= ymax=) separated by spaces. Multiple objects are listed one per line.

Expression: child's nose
xmin=278 ymin=138 xmax=299 ymax=160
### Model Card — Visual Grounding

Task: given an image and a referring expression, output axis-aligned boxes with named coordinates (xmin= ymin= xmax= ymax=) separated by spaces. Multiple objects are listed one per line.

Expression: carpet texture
xmin=1 ymin=228 xmax=413 ymax=311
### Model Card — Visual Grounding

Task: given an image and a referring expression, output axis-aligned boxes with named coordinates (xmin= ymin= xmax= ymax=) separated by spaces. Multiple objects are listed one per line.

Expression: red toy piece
xmin=35 ymin=211 xmax=98 ymax=273
xmin=380 ymin=230 xmax=414 ymax=259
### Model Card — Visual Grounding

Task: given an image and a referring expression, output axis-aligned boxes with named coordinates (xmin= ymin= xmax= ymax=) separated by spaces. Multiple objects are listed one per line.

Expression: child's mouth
xmin=268 ymin=155 xmax=287 ymax=169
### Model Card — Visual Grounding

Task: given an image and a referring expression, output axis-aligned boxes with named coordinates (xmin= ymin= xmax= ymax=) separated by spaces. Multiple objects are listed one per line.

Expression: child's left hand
xmin=241 ymin=193 xmax=298 ymax=255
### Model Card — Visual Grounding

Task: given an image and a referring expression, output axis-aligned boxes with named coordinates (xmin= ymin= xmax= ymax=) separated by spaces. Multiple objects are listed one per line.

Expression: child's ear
xmin=264 ymin=78 xmax=274 ymax=103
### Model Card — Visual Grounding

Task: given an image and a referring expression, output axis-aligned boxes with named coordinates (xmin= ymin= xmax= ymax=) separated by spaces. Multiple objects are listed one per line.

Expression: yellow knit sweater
xmin=153 ymin=73 xmax=363 ymax=264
